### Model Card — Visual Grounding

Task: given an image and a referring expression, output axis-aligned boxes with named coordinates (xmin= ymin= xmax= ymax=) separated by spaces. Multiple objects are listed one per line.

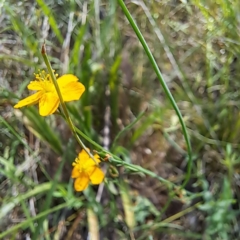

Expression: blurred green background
xmin=1 ymin=0 xmax=240 ymax=239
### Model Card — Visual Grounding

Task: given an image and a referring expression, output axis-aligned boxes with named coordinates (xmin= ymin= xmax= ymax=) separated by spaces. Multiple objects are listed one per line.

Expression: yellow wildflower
xmin=14 ymin=71 xmax=85 ymax=116
xmin=71 ymin=149 xmax=104 ymax=192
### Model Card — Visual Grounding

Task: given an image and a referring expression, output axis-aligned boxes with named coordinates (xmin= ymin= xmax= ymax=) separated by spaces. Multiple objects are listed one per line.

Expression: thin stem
xmin=41 ymin=44 xmax=97 ymax=164
xmin=117 ymin=0 xmax=192 ymax=187
xmin=73 ymin=125 xmax=194 ymax=194
xmin=111 ymin=108 xmax=147 ymax=149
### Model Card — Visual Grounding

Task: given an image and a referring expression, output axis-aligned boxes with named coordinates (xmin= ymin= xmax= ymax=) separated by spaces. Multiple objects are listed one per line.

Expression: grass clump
xmin=1 ymin=0 xmax=240 ymax=239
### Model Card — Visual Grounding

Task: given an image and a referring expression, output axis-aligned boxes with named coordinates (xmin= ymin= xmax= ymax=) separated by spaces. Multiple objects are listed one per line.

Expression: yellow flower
xmin=14 ymin=71 xmax=85 ymax=116
xmin=71 ymin=149 xmax=104 ymax=192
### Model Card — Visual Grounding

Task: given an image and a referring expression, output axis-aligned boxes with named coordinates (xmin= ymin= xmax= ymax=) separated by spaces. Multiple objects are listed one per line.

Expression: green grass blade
xmin=117 ymin=0 xmax=192 ymax=187
xmin=111 ymin=107 xmax=147 ymax=149
xmin=0 ymin=54 xmax=35 ymax=66
xmin=0 ymin=182 xmax=51 ymax=219
xmin=22 ymin=108 xmax=63 ymax=155
xmin=32 ymin=141 xmax=71 ymax=238
xmin=36 ymin=0 xmax=64 ymax=44
xmin=0 ymin=202 xmax=69 ymax=239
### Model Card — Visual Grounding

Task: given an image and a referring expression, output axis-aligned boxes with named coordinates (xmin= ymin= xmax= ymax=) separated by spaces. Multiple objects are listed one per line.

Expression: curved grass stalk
xmin=117 ymin=0 xmax=192 ymax=188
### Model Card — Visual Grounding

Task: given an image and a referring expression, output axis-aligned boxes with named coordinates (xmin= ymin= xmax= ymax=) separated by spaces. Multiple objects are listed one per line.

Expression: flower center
xmin=34 ymin=70 xmax=58 ymax=93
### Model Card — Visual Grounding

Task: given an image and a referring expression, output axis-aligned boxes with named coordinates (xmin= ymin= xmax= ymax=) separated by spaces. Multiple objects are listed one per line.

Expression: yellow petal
xmin=85 ymin=165 xmax=97 ymax=175
xmin=85 ymin=154 xmax=100 ymax=167
xmin=71 ymin=165 xmax=81 ymax=178
xmin=85 ymin=161 xmax=99 ymax=171
xmin=61 ymin=82 xmax=85 ymax=102
xmin=93 ymin=154 xmax=101 ymax=163
xmin=74 ymin=173 xmax=90 ymax=191
xmin=78 ymin=150 xmax=100 ymax=168
xmin=78 ymin=148 xmax=90 ymax=159
xmin=28 ymin=81 xmax=45 ymax=91
xmin=57 ymin=74 xmax=78 ymax=86
xmin=39 ymin=92 xmax=59 ymax=116
xmin=79 ymin=150 xmax=100 ymax=162
xmin=90 ymin=167 xmax=104 ymax=185
xmin=14 ymin=91 xmax=43 ymax=108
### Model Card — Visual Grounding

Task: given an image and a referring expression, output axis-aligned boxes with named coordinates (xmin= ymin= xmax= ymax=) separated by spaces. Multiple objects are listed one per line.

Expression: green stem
xmin=117 ymin=0 xmax=192 ymax=187
xmin=41 ymin=44 xmax=97 ymax=164
xmin=111 ymin=108 xmax=147 ymax=149
xmin=73 ymin=126 xmax=193 ymax=193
